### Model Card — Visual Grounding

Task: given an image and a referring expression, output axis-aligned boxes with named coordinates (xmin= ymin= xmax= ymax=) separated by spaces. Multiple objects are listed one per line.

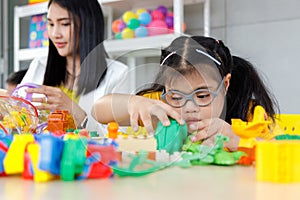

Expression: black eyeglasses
xmin=161 ymin=79 xmax=225 ymax=108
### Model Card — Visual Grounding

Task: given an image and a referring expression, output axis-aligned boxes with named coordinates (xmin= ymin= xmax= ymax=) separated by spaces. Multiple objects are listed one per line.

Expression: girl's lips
xmin=55 ymin=42 xmax=67 ymax=48
xmin=185 ymin=119 xmax=199 ymax=125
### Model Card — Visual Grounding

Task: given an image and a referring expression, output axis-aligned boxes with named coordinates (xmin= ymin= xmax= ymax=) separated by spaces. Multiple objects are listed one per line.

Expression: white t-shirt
xmin=21 ymin=56 xmax=130 ymax=135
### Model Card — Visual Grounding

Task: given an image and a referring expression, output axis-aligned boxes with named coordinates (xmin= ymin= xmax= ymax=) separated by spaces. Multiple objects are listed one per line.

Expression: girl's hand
xmin=188 ymin=118 xmax=240 ymax=151
xmin=25 ymin=85 xmax=86 ymax=127
xmin=128 ymin=95 xmax=184 ymax=135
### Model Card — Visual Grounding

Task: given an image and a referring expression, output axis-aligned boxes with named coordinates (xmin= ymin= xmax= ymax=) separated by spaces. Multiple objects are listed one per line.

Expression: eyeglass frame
xmin=161 ymin=78 xmax=225 ymax=108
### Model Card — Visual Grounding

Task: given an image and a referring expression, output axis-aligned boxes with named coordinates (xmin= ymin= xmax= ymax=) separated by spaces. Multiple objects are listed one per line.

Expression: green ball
xmin=127 ymin=18 xmax=140 ymax=30
xmin=115 ymin=32 xmax=123 ymax=40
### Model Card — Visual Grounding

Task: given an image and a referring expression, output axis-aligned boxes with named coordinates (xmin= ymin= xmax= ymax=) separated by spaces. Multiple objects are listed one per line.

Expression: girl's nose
xmin=184 ymin=100 xmax=199 ymax=113
xmin=50 ymin=27 xmax=62 ymax=38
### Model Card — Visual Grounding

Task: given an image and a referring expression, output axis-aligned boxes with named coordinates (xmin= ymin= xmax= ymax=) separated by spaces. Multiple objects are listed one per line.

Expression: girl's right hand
xmin=128 ymin=95 xmax=184 ymax=135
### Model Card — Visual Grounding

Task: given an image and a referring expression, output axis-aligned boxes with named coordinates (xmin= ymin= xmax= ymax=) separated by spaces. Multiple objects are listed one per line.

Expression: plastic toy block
xmin=47 ymin=110 xmax=76 ymax=132
xmin=26 ymin=142 xmax=57 ymax=182
xmin=60 ymin=138 xmax=87 ymax=181
xmin=275 ymin=114 xmax=300 ymax=134
xmin=126 ymin=126 xmax=148 ymax=138
xmin=77 ymin=144 xmax=118 ymax=179
xmin=155 ymin=118 xmax=188 ymax=154
xmin=37 ymin=135 xmax=64 ymax=175
xmin=232 ymin=105 xmax=275 ymax=149
xmin=4 ymin=134 xmax=35 ymax=174
xmin=0 ymin=135 xmax=12 ymax=174
xmin=107 ymin=122 xmax=119 ymax=139
xmin=256 ymin=140 xmax=300 ymax=183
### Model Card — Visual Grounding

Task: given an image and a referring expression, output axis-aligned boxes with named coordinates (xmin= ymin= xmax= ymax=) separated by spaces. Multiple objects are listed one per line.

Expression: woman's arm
xmin=92 ymin=93 xmax=184 ymax=135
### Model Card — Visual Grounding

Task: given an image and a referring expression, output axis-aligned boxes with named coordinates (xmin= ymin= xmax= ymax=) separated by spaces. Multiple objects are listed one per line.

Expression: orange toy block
xmin=47 ymin=110 xmax=76 ymax=132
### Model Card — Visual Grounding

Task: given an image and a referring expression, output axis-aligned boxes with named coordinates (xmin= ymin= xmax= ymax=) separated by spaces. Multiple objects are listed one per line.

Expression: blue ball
xmin=135 ymin=26 xmax=148 ymax=37
xmin=138 ymin=12 xmax=152 ymax=26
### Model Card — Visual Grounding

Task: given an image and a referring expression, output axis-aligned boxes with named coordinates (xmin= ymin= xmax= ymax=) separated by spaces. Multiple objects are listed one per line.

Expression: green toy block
xmin=154 ymin=118 xmax=188 ymax=154
xmin=60 ymin=138 xmax=87 ymax=181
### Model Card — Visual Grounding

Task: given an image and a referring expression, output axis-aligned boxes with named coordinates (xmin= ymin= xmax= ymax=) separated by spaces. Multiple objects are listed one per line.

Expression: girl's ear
xmin=224 ymin=73 xmax=231 ymax=92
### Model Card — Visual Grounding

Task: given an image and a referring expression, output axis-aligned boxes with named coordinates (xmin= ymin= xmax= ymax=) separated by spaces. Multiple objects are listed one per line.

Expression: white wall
xmin=183 ymin=0 xmax=300 ymax=114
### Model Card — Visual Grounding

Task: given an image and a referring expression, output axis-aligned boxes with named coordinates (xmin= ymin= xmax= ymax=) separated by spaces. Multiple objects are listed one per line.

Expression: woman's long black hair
xmin=44 ymin=0 xmax=108 ymax=95
xmin=138 ymin=35 xmax=279 ymax=123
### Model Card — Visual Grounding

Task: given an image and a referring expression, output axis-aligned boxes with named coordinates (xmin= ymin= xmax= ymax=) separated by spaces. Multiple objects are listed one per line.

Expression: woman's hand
xmin=26 ymin=85 xmax=86 ymax=127
xmin=128 ymin=95 xmax=184 ymax=135
xmin=188 ymin=118 xmax=240 ymax=151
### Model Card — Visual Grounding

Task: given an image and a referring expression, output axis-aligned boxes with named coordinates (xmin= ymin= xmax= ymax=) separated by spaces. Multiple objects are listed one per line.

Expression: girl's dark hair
xmin=139 ymin=35 xmax=279 ymax=123
xmin=44 ymin=0 xmax=108 ymax=95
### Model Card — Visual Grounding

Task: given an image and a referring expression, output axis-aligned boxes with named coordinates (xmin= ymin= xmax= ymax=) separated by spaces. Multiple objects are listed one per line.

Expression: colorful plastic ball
xmin=118 ymin=21 xmax=127 ymax=32
xmin=151 ymin=10 xmax=164 ymax=21
xmin=138 ymin=12 xmax=152 ymax=26
xmin=165 ymin=15 xmax=173 ymax=28
xmin=121 ymin=28 xmax=135 ymax=39
xmin=112 ymin=19 xmax=122 ymax=33
xmin=115 ymin=32 xmax=122 ymax=40
xmin=156 ymin=5 xmax=168 ymax=16
xmin=135 ymin=26 xmax=148 ymax=37
xmin=136 ymin=8 xmax=147 ymax=16
xmin=147 ymin=20 xmax=168 ymax=36
xmin=127 ymin=18 xmax=140 ymax=30
xmin=122 ymin=11 xmax=138 ymax=23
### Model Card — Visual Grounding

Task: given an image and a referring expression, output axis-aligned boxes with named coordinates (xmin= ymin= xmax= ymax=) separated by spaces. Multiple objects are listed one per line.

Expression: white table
xmin=0 ymin=165 xmax=300 ymax=200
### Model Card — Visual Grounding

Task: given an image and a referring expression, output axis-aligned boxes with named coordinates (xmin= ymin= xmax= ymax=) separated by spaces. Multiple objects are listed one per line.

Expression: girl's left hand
xmin=188 ymin=118 xmax=240 ymax=151
xmin=25 ymin=85 xmax=86 ymax=126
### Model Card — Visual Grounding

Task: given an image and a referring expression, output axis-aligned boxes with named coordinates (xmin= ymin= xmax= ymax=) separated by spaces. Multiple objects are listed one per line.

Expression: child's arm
xmin=92 ymin=93 xmax=184 ymax=135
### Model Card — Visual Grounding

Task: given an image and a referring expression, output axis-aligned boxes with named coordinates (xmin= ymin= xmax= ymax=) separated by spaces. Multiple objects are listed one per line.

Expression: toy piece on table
xmin=107 ymin=122 xmax=119 ymax=139
xmin=125 ymin=126 xmax=148 ymax=139
xmin=275 ymin=114 xmax=300 ymax=134
xmin=47 ymin=110 xmax=76 ymax=133
xmin=231 ymin=105 xmax=274 ymax=164
xmin=113 ymin=151 xmax=167 ymax=177
xmin=181 ymin=134 xmax=246 ymax=166
xmin=256 ymin=140 xmax=300 ymax=183
xmin=155 ymin=118 xmax=188 ymax=154
xmin=3 ymin=134 xmax=35 ymax=174
xmin=0 ymin=95 xmax=39 ymax=134
xmin=275 ymin=134 xmax=300 ymax=140
xmin=77 ymin=143 xmax=119 ymax=179
xmin=60 ymin=137 xmax=87 ymax=181
xmin=0 ymin=135 xmax=13 ymax=176
xmin=24 ymin=142 xmax=58 ymax=182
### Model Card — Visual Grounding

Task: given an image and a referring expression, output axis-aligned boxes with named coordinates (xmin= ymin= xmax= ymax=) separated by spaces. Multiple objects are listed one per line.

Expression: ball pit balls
xmin=138 ymin=12 xmax=152 ymax=26
xmin=112 ymin=7 xmax=186 ymax=39
xmin=135 ymin=26 xmax=148 ymax=38
xmin=122 ymin=11 xmax=138 ymax=23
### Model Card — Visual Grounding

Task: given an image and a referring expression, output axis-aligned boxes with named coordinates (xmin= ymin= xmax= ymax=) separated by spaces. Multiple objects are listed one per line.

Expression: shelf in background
xmin=100 ymin=0 xmax=205 ymax=10
xmin=104 ymin=33 xmax=184 ymax=57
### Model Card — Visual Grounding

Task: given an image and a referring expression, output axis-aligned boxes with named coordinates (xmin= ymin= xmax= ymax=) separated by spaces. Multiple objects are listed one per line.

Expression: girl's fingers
xmin=130 ymin=112 xmax=139 ymax=132
xmin=139 ymin=112 xmax=154 ymax=136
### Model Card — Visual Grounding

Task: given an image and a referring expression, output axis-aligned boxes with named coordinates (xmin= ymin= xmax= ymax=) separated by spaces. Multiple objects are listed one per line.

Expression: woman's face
xmin=47 ymin=3 xmax=76 ymax=57
xmin=164 ymin=71 xmax=228 ymax=133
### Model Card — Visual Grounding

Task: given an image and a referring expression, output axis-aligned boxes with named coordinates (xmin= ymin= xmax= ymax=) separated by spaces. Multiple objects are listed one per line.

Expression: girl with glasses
xmin=92 ymin=36 xmax=279 ymax=151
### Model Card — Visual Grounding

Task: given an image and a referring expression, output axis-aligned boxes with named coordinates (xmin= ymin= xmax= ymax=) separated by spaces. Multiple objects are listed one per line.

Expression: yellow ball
xmin=136 ymin=8 xmax=147 ymax=16
xmin=121 ymin=28 xmax=135 ymax=39
xmin=122 ymin=11 xmax=137 ymax=23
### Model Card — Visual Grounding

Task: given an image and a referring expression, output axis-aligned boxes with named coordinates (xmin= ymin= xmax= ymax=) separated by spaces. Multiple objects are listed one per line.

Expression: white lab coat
xmin=21 ymin=56 xmax=130 ymax=135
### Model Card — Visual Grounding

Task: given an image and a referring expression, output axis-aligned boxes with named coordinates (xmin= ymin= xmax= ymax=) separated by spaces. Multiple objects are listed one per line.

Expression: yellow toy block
xmin=27 ymin=143 xmax=57 ymax=182
xmin=275 ymin=114 xmax=300 ymax=135
xmin=4 ymin=134 xmax=35 ymax=174
xmin=232 ymin=105 xmax=276 ymax=148
xmin=256 ymin=140 xmax=300 ymax=183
